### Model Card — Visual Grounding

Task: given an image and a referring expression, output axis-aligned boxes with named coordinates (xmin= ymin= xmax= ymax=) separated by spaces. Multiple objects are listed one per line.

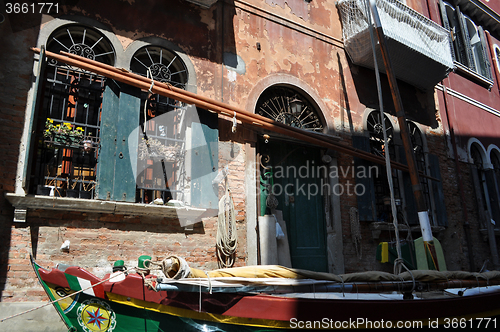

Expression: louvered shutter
xmin=456 ymin=7 xmax=476 ymax=71
xmin=478 ymin=26 xmax=493 ymax=80
xmin=438 ymin=0 xmax=456 ymax=61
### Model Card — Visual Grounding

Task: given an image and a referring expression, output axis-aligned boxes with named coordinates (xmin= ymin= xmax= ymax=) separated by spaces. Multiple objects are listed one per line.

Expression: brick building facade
xmin=0 ymin=0 xmax=499 ymax=322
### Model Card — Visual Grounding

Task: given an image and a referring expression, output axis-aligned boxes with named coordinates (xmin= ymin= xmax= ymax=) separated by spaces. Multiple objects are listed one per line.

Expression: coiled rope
xmin=216 ymin=185 xmax=237 ymax=268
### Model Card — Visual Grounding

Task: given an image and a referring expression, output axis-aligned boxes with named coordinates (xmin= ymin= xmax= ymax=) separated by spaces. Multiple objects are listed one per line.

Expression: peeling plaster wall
xmin=2 ymin=0 xmax=500 ymax=311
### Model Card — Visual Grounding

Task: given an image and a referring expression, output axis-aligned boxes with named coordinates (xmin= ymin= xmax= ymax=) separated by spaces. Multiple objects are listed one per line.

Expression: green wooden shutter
xmin=23 ymin=47 xmax=47 ymax=191
xmin=428 ymin=154 xmax=448 ymax=227
xmin=399 ymin=146 xmax=419 ymax=226
xmin=113 ymin=85 xmax=141 ymax=202
xmin=478 ymin=26 xmax=493 ymax=80
xmin=190 ymin=107 xmax=218 ymax=209
xmin=96 ymin=81 xmax=120 ymax=200
xmin=438 ymin=0 xmax=456 ymax=61
xmin=457 ymin=7 xmax=476 ymax=71
xmin=352 ymin=135 xmax=377 ymax=222
xmin=97 ymin=82 xmax=140 ymax=202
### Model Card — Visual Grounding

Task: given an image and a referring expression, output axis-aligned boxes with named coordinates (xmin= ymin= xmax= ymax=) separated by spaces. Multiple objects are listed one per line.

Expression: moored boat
xmin=31 ymin=255 xmax=500 ymax=331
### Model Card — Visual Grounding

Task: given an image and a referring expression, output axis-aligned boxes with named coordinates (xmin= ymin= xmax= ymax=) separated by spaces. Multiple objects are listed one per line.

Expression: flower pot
xmin=80 ymin=191 xmax=92 ymax=199
xmin=66 ymin=189 xmax=79 ymax=198
xmin=37 ymin=185 xmax=51 ymax=196
xmin=82 ymin=140 xmax=93 ymax=152
xmin=53 ymin=187 xmax=64 ymax=197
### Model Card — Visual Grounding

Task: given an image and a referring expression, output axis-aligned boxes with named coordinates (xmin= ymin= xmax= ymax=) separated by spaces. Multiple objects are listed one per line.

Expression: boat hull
xmin=31 ymin=258 xmax=500 ymax=331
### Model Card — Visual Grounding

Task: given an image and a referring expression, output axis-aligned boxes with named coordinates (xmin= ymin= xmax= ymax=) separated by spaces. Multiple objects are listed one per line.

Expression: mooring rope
xmin=0 ymin=267 xmax=135 ymax=322
xmin=216 ymin=185 xmax=237 ymax=268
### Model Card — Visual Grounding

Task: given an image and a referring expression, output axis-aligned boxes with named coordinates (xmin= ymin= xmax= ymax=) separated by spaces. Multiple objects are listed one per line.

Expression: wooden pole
xmin=367 ymin=0 xmax=438 ymax=269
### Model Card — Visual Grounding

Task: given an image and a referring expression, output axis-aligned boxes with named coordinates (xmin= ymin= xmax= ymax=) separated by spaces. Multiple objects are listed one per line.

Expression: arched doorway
xmin=256 ymin=86 xmax=328 ymax=272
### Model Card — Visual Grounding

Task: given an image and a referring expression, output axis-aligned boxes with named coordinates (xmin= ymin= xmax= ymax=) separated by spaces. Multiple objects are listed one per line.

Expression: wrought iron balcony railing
xmin=337 ymin=0 xmax=454 ymax=89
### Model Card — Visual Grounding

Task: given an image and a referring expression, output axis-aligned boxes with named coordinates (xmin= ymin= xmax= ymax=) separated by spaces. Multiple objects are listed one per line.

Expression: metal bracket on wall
xmin=14 ymin=208 xmax=27 ymax=223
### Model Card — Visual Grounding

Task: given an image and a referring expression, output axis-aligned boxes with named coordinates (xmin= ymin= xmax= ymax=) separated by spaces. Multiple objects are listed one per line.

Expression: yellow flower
xmin=76 ymin=127 xmax=84 ymax=132
xmin=47 ymin=118 xmax=54 ymax=123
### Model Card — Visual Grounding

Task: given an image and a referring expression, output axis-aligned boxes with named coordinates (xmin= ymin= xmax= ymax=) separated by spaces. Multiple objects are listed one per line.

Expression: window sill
xmin=5 ymin=193 xmax=208 ymax=228
xmin=454 ymin=62 xmax=494 ymax=89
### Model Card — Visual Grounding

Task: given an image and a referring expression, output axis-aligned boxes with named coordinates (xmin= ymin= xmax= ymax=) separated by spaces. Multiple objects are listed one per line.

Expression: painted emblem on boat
xmin=77 ymin=299 xmax=116 ymax=332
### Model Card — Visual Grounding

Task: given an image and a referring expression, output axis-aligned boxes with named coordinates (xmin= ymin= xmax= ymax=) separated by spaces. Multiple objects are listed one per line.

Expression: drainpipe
xmin=441 ymin=79 xmax=475 ymax=271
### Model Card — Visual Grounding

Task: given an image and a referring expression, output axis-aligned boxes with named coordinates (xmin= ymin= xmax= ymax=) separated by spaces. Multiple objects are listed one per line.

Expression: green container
xmin=113 ymin=259 xmax=126 ymax=272
xmin=138 ymin=255 xmax=152 ymax=269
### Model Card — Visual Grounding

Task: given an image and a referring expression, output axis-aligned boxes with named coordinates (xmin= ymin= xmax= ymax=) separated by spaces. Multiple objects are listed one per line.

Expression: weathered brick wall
xmin=3 ymin=210 xmax=234 ymax=302
xmin=0 ymin=10 xmax=42 ymax=302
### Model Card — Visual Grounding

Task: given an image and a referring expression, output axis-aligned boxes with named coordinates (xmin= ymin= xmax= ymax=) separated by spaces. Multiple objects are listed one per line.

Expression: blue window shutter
xmin=96 ymin=81 xmax=120 ymax=200
xmin=352 ymin=135 xmax=377 ymax=221
xmin=96 ymin=83 xmax=140 ymax=202
xmin=113 ymin=85 xmax=141 ymax=202
xmin=428 ymin=154 xmax=448 ymax=227
xmin=190 ymin=108 xmax=218 ymax=209
xmin=23 ymin=47 xmax=47 ymax=191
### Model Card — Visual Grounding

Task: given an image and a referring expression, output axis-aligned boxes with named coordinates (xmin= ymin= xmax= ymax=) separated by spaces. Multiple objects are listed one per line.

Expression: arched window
xmin=256 ymin=86 xmax=324 ymax=132
xmin=366 ymin=111 xmax=400 ymax=222
xmin=492 ymin=150 xmax=500 ymax=192
xmin=494 ymin=44 xmax=500 ymax=75
xmin=130 ymin=46 xmax=189 ymax=204
xmin=32 ymin=25 xmax=115 ymax=198
xmin=470 ymin=143 xmax=490 ymax=222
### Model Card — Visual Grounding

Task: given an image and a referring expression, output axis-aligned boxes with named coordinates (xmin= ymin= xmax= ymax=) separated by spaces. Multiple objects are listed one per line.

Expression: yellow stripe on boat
xmin=105 ymin=292 xmax=291 ymax=329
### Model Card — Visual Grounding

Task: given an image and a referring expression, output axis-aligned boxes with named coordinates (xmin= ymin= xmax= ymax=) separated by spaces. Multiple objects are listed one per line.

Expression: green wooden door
xmin=261 ymin=140 xmax=328 ymax=272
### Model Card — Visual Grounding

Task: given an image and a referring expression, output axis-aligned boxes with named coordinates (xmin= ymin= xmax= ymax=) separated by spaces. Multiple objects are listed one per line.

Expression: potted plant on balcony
xmin=138 ymin=137 xmax=181 ymax=162
xmin=66 ymin=177 xmax=80 ymax=198
xmin=79 ymin=176 xmax=94 ymax=199
xmin=44 ymin=118 xmax=84 ymax=148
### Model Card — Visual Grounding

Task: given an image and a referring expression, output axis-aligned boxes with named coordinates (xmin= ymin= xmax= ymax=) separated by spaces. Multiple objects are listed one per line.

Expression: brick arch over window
xmin=246 ymin=74 xmax=333 ymax=134
xmin=123 ymin=37 xmax=197 ymax=94
xmin=35 ymin=17 xmax=123 ymax=60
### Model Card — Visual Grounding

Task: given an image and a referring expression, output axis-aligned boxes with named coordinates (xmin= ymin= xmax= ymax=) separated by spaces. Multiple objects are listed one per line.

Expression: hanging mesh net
xmin=336 ymin=0 xmax=454 ymax=89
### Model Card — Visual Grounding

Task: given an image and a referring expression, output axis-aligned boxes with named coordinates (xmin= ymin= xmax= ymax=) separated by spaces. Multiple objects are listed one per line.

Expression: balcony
xmin=337 ymin=0 xmax=454 ymax=90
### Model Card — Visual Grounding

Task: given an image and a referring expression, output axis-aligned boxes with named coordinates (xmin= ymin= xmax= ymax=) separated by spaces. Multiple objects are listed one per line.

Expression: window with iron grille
xmin=27 ymin=25 xmax=218 ymax=208
xmin=130 ymin=46 xmax=188 ymax=204
xmin=30 ymin=25 xmax=114 ymax=199
xmin=354 ymin=111 xmax=446 ymax=226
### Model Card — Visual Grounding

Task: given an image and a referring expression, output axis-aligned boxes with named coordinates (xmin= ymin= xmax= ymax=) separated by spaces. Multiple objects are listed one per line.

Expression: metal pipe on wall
xmin=31 ymin=47 xmax=439 ymax=182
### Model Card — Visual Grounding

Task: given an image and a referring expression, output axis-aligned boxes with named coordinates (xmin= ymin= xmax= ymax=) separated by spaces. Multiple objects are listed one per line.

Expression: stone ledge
xmin=5 ymin=193 xmax=208 ymax=227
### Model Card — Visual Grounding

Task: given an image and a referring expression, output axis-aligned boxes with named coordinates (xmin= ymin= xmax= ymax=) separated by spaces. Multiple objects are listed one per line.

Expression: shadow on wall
xmin=0 ymin=10 xmax=43 ymax=300
xmin=55 ymin=0 xmax=237 ymax=65
xmin=338 ymin=52 xmax=354 ymax=134
xmin=348 ymin=58 xmax=438 ymax=129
